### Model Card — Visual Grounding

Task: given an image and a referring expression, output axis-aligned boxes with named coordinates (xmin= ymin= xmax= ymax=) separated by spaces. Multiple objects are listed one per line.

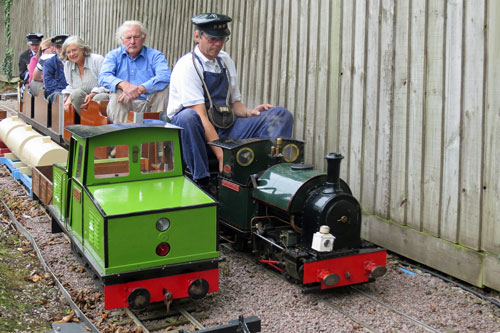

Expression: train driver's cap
xmin=51 ymin=34 xmax=70 ymax=46
xmin=191 ymin=13 xmax=232 ymax=37
xmin=26 ymin=33 xmax=43 ymax=45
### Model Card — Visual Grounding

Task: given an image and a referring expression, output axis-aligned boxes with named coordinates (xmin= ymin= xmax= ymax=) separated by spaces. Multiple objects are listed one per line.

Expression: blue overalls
xmin=171 ymin=53 xmax=294 ymax=180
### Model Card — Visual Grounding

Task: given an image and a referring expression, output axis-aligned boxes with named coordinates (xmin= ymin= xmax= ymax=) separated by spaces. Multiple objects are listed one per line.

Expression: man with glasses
xmin=98 ymin=20 xmax=171 ymax=123
xmin=167 ymin=13 xmax=293 ymax=187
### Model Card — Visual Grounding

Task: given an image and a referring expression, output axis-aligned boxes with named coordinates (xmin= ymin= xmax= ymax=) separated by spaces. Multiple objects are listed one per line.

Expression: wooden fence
xmin=1 ymin=0 xmax=499 ymax=291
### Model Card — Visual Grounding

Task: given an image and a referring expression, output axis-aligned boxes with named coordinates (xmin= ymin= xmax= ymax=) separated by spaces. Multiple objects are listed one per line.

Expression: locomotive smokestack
xmin=326 ymin=153 xmax=344 ymax=192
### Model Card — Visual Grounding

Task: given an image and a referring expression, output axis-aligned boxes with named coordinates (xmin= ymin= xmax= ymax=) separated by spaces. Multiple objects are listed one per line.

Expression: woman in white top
xmin=60 ymin=36 xmax=109 ymax=120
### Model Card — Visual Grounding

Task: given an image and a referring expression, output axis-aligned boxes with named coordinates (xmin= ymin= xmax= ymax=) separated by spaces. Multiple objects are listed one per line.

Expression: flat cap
xmin=51 ymin=34 xmax=70 ymax=46
xmin=191 ymin=13 xmax=232 ymax=37
xmin=26 ymin=33 xmax=43 ymax=45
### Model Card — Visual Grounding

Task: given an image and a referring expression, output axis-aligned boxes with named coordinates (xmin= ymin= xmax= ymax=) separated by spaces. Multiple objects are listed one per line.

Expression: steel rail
xmin=179 ymin=307 xmax=206 ymax=330
xmin=0 ymin=198 xmax=100 ymax=333
xmin=125 ymin=308 xmax=151 ymax=333
xmin=351 ymin=286 xmax=442 ymax=333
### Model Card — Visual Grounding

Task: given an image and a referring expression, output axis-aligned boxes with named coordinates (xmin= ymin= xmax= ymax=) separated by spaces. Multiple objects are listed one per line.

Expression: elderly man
xmin=98 ymin=20 xmax=171 ymax=123
xmin=19 ymin=33 xmax=43 ymax=82
xmin=166 ymin=13 xmax=293 ymax=185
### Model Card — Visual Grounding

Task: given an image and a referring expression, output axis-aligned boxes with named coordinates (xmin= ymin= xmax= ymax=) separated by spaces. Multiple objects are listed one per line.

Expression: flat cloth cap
xmin=191 ymin=13 xmax=232 ymax=37
xmin=26 ymin=33 xmax=43 ymax=45
xmin=51 ymin=34 xmax=70 ymax=46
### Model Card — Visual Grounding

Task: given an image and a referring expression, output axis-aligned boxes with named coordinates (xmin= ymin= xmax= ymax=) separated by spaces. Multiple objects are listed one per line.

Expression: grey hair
xmin=60 ymin=36 xmax=92 ymax=61
xmin=116 ymin=20 xmax=147 ymax=44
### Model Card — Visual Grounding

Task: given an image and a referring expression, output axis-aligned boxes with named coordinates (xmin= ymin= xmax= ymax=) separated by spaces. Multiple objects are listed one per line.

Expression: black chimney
xmin=325 ymin=153 xmax=343 ymax=193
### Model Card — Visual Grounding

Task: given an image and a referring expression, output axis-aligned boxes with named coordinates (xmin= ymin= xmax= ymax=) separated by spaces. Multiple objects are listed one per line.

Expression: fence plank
xmin=374 ymin=0 xmax=394 ymax=217
xmin=348 ymin=0 xmax=366 ymax=198
xmin=407 ymin=0 xmax=426 ymax=230
xmin=422 ymin=0 xmax=445 ymax=237
xmin=482 ymin=0 xmax=500 ymax=255
xmin=361 ymin=0 xmax=380 ymax=211
xmin=441 ymin=0 xmax=463 ymax=243
xmin=390 ymin=0 xmax=409 ymax=225
xmin=458 ymin=0 xmax=485 ymax=251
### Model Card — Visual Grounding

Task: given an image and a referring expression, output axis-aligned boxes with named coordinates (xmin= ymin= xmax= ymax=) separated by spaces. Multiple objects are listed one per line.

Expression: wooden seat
xmin=127 ymin=111 xmax=161 ymax=123
xmin=81 ymin=101 xmax=109 ymax=126
xmin=63 ymin=105 xmax=76 ymax=142
xmin=34 ymin=94 xmax=49 ymax=126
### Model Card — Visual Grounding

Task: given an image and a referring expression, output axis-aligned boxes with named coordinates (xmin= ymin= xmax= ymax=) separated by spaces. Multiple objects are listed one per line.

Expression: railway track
xmin=118 ymin=301 xmax=208 ymax=332
xmin=220 ymin=242 xmax=443 ymax=333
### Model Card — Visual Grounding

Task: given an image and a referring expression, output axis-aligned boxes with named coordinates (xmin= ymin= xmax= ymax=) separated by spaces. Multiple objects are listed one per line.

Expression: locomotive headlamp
xmin=282 ymin=143 xmax=300 ymax=163
xmin=236 ymin=147 xmax=254 ymax=166
xmin=156 ymin=242 xmax=171 ymax=256
xmin=156 ymin=217 xmax=170 ymax=232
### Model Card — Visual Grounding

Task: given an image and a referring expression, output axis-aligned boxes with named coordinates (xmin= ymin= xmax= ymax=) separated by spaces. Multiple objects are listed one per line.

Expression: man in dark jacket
xmin=43 ymin=34 xmax=69 ymax=102
xmin=18 ymin=33 xmax=43 ymax=81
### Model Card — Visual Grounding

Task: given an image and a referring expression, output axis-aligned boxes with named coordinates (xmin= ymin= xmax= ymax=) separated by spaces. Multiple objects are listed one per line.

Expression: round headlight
xmin=156 ymin=218 xmax=170 ymax=232
xmin=282 ymin=143 xmax=300 ymax=163
xmin=236 ymin=147 xmax=254 ymax=166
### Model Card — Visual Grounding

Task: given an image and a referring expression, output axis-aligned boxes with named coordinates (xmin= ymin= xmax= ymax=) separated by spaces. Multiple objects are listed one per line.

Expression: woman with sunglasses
xmin=28 ymin=38 xmax=54 ymax=97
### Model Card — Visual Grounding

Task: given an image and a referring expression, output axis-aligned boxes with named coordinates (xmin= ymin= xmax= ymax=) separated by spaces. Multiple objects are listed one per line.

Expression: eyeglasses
xmin=202 ymin=34 xmax=229 ymax=44
xmin=122 ymin=34 xmax=144 ymax=41
xmin=41 ymin=48 xmax=50 ymax=53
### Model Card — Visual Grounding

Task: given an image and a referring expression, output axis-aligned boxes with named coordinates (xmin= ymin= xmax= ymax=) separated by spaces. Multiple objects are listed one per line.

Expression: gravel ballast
xmin=1 ymin=165 xmax=499 ymax=332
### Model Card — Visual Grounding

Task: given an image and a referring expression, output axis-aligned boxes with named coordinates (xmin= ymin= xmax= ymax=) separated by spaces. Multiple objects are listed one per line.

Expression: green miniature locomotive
xmin=47 ymin=123 xmax=221 ymax=310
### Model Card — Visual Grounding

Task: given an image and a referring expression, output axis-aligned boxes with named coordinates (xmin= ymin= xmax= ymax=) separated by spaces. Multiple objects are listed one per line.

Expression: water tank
xmin=5 ymin=125 xmax=42 ymax=159
xmin=0 ymin=116 xmax=26 ymax=142
xmin=22 ymin=136 xmax=68 ymax=167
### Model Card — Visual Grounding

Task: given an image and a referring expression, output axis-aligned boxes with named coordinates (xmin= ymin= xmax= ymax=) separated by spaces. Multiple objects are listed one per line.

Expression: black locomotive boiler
xmin=210 ymin=138 xmax=387 ymax=289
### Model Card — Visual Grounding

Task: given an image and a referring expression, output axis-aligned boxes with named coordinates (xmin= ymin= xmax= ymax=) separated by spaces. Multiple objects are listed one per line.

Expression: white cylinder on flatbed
xmin=6 ymin=125 xmax=42 ymax=159
xmin=22 ymin=136 xmax=68 ymax=167
xmin=0 ymin=116 xmax=26 ymax=142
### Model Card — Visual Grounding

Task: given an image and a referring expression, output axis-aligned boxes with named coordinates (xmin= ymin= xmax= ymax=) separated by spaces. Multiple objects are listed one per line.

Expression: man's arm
xmin=97 ymin=50 xmax=123 ymax=92
xmin=232 ymin=101 xmax=274 ymax=118
xmin=190 ymin=103 xmax=223 ymax=172
xmin=138 ymin=51 xmax=171 ymax=94
xmin=32 ymin=67 xmax=43 ymax=81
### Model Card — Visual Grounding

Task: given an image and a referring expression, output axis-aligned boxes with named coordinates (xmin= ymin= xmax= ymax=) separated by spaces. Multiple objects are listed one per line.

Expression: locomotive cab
xmin=48 ymin=124 xmax=221 ymax=309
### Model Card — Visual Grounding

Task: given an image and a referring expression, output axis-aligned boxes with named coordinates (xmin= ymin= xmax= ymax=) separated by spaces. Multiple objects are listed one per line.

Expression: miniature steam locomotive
xmin=211 ymin=138 xmax=387 ymax=289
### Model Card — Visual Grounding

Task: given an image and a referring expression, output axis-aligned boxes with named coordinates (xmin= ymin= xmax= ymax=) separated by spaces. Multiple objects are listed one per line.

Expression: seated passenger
xmin=60 ymin=36 xmax=109 ymax=122
xmin=19 ymin=33 xmax=43 ymax=82
xmin=166 ymin=13 xmax=293 ymax=184
xmin=98 ymin=20 xmax=171 ymax=123
xmin=30 ymin=38 xmax=55 ymax=97
xmin=43 ymin=34 xmax=70 ymax=103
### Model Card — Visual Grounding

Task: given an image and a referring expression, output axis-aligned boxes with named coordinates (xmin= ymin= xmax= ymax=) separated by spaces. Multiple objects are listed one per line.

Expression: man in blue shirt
xmin=43 ymin=34 xmax=69 ymax=102
xmin=98 ymin=20 xmax=171 ymax=123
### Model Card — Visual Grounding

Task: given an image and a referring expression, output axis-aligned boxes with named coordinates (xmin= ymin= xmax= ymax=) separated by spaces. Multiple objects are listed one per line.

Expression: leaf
xmin=24 ymin=274 xmax=42 ymax=282
xmin=430 ymin=305 xmax=436 ymax=312
xmin=55 ymin=311 xmax=75 ymax=323
xmin=353 ymin=324 xmax=364 ymax=329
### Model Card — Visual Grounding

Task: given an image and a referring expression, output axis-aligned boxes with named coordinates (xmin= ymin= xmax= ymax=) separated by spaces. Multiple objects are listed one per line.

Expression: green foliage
xmin=1 ymin=0 xmax=13 ymax=80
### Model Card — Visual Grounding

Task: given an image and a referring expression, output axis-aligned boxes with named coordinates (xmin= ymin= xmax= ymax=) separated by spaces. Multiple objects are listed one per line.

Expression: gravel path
xmin=2 ymin=160 xmax=499 ymax=333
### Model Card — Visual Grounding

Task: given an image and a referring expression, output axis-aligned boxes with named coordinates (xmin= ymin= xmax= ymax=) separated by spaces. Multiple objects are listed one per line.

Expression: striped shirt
xmin=62 ymin=53 xmax=108 ymax=95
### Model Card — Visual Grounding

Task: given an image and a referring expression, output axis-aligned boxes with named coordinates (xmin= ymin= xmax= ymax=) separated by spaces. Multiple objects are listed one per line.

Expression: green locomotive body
xmin=48 ymin=123 xmax=220 ymax=310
